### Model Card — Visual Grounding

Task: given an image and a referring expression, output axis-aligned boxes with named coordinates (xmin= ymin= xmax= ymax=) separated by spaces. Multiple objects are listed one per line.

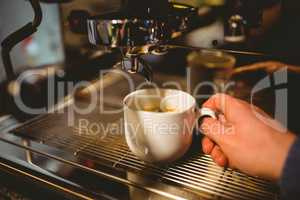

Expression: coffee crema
xmin=142 ymin=105 xmax=178 ymax=113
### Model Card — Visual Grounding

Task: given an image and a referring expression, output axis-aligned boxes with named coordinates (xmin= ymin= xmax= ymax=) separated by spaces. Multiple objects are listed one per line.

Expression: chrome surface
xmin=120 ymin=56 xmax=153 ymax=82
xmin=87 ymin=2 xmax=197 ymax=48
xmin=0 ymin=49 xmax=279 ymax=199
xmin=87 ymin=18 xmax=171 ymax=48
xmin=7 ymin=116 xmax=278 ymax=200
xmin=87 ymin=17 xmax=161 ymax=81
xmin=87 ymin=2 xmax=199 ymax=81
xmin=3 ymin=69 xmax=278 ymax=200
xmin=224 ymin=15 xmax=247 ymax=43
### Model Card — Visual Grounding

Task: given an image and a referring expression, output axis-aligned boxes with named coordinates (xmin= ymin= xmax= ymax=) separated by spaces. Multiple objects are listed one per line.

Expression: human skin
xmin=200 ymin=94 xmax=296 ymax=181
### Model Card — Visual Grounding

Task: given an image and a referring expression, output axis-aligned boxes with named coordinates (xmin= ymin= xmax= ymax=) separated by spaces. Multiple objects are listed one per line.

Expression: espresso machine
xmin=0 ymin=0 xmax=281 ymax=199
xmin=1 ymin=0 xmax=268 ymax=84
xmin=76 ymin=0 xmax=266 ymax=82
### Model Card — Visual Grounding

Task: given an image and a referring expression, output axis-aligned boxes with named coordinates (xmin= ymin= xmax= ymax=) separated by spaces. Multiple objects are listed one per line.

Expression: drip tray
xmin=11 ymin=101 xmax=279 ymax=200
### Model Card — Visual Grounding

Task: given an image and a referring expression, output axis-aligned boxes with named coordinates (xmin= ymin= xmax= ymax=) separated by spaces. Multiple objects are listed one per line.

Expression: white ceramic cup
xmin=123 ymin=88 xmax=216 ymax=163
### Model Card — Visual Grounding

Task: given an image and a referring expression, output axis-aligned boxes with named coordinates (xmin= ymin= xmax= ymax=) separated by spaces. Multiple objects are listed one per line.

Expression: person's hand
xmin=200 ymin=94 xmax=296 ymax=181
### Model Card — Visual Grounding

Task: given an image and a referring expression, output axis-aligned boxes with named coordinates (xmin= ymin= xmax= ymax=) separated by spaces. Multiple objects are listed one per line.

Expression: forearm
xmin=280 ymin=137 xmax=300 ymax=200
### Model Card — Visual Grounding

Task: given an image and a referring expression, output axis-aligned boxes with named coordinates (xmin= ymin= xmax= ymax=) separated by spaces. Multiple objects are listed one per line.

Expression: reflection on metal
xmin=0 ymin=136 xmax=188 ymax=200
xmin=3 ymin=48 xmax=279 ymax=199
xmin=22 ymin=139 xmax=33 ymax=164
xmin=120 ymin=56 xmax=153 ymax=82
xmin=74 ymin=68 xmax=126 ymax=99
xmin=7 ymin=121 xmax=278 ymax=200
xmin=87 ymin=19 xmax=171 ymax=48
xmin=0 ymin=160 xmax=93 ymax=200
xmin=45 ymin=134 xmax=277 ymax=200
xmin=224 ymin=15 xmax=246 ymax=43
xmin=86 ymin=3 xmax=198 ymax=82
xmin=165 ymin=45 xmax=269 ymax=57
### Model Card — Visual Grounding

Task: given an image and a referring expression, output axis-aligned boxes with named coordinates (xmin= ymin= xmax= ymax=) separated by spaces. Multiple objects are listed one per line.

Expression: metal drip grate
xmin=12 ymin=113 xmax=278 ymax=200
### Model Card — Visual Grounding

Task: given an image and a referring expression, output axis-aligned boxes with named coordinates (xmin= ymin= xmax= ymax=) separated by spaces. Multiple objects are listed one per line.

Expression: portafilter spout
xmin=87 ymin=17 xmax=170 ymax=82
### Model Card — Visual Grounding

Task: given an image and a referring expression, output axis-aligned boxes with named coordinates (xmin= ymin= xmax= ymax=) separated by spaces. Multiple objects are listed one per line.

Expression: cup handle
xmin=194 ymin=107 xmax=218 ymax=133
xmin=197 ymin=107 xmax=218 ymax=120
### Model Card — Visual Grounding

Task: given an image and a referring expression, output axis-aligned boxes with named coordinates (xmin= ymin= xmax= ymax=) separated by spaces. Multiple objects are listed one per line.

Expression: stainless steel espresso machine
xmin=0 ymin=0 xmax=282 ymax=199
xmin=69 ymin=0 xmax=266 ymax=82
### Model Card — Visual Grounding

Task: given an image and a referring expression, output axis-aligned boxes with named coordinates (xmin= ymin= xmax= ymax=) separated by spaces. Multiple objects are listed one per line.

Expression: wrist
xmin=268 ymin=132 xmax=296 ymax=181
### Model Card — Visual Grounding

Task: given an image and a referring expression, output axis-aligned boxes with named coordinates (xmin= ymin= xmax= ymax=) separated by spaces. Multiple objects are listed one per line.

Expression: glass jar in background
xmin=187 ymin=49 xmax=236 ymax=103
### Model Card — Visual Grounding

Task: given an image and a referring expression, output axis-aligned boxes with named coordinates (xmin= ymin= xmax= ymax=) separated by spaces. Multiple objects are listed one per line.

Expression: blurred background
xmin=0 ymin=1 xmax=300 ymax=199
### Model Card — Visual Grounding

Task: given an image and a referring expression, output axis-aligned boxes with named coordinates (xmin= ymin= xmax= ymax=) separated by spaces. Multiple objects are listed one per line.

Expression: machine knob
xmin=224 ymin=15 xmax=246 ymax=43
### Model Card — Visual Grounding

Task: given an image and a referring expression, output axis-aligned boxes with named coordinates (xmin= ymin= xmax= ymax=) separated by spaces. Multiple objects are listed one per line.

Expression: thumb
xmin=203 ymin=93 xmax=247 ymax=124
xmin=200 ymin=118 xmax=233 ymax=144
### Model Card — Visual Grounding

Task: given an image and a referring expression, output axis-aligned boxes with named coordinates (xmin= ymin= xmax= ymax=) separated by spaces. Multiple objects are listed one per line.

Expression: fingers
xmin=202 ymin=137 xmax=228 ymax=167
xmin=202 ymin=93 xmax=249 ymax=123
xmin=211 ymin=145 xmax=228 ymax=167
xmin=202 ymin=136 xmax=215 ymax=154
xmin=200 ymin=118 xmax=225 ymax=144
xmin=202 ymin=94 xmax=234 ymax=120
xmin=202 ymin=136 xmax=228 ymax=167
